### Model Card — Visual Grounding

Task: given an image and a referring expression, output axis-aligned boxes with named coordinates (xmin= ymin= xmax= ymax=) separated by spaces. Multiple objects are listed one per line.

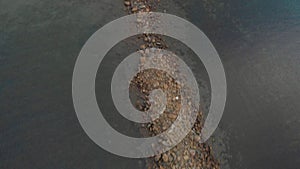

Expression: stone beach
xmin=124 ymin=0 xmax=220 ymax=168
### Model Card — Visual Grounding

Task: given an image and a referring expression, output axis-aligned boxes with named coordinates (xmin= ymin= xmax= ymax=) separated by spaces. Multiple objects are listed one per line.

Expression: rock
xmin=162 ymin=153 xmax=169 ymax=162
xmin=168 ymin=113 xmax=177 ymax=119
xmin=124 ymin=1 xmax=131 ymax=6
xmin=163 ymin=84 xmax=168 ymax=89
xmin=190 ymin=149 xmax=196 ymax=156
xmin=144 ymin=36 xmax=149 ymax=42
xmin=195 ymin=135 xmax=201 ymax=142
xmin=131 ymin=6 xmax=138 ymax=12
xmin=183 ymin=155 xmax=189 ymax=161
xmin=140 ymin=44 xmax=146 ymax=49
xmin=168 ymin=155 xmax=173 ymax=162
xmin=140 ymin=56 xmax=146 ymax=64
xmin=153 ymin=81 xmax=159 ymax=87
xmin=154 ymin=154 xmax=161 ymax=161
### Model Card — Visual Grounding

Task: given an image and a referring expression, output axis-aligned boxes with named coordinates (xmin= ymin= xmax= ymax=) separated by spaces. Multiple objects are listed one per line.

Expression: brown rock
xmin=154 ymin=154 xmax=161 ymax=161
xmin=140 ymin=56 xmax=146 ymax=64
xmin=162 ymin=153 xmax=169 ymax=162
xmin=124 ymin=1 xmax=131 ymax=6
xmin=190 ymin=149 xmax=196 ymax=156
xmin=140 ymin=44 xmax=146 ymax=49
xmin=168 ymin=113 xmax=177 ymax=119
xmin=195 ymin=135 xmax=201 ymax=142
xmin=131 ymin=6 xmax=138 ymax=12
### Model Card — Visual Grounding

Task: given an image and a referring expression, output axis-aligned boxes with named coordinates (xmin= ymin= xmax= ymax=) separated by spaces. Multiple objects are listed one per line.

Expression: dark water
xmin=1 ymin=0 xmax=300 ymax=168
xmin=182 ymin=1 xmax=300 ymax=169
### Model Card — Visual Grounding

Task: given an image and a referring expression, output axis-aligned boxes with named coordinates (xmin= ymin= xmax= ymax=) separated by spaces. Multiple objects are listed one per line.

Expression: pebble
xmin=167 ymin=113 xmax=177 ymax=120
xmin=189 ymin=149 xmax=196 ymax=156
xmin=140 ymin=56 xmax=146 ymax=64
xmin=140 ymin=44 xmax=146 ymax=49
xmin=131 ymin=6 xmax=138 ymax=12
xmin=183 ymin=155 xmax=189 ymax=161
xmin=153 ymin=81 xmax=159 ymax=87
xmin=195 ymin=135 xmax=201 ymax=142
xmin=124 ymin=1 xmax=130 ymax=6
xmin=162 ymin=153 xmax=169 ymax=162
xmin=144 ymin=36 xmax=149 ymax=42
xmin=154 ymin=154 xmax=161 ymax=161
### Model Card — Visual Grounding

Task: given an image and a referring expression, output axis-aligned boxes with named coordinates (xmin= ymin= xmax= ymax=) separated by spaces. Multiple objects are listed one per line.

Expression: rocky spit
xmin=124 ymin=0 xmax=220 ymax=168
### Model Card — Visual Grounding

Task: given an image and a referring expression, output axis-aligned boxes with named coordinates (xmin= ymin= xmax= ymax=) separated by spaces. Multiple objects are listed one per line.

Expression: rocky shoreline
xmin=123 ymin=0 xmax=220 ymax=168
